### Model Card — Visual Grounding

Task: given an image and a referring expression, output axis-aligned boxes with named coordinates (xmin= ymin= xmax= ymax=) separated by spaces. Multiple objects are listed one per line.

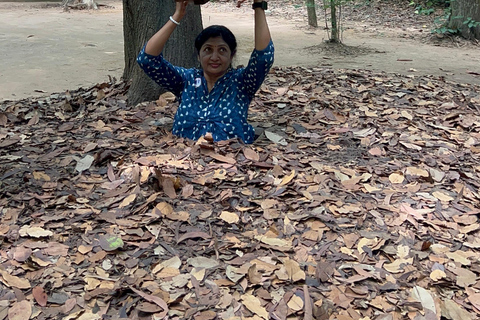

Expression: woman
xmin=137 ymin=0 xmax=274 ymax=144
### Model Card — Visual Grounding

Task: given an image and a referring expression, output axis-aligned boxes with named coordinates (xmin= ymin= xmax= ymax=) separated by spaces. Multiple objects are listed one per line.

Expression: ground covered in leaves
xmin=1 ymin=66 xmax=480 ymax=320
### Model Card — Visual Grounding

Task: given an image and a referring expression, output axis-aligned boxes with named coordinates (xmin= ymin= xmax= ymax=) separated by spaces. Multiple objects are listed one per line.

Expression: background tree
xmin=321 ymin=0 xmax=352 ymax=43
xmin=306 ymin=0 xmax=318 ymax=27
xmin=123 ymin=0 xmax=203 ymax=106
xmin=448 ymin=0 xmax=480 ymax=40
xmin=327 ymin=0 xmax=340 ymax=42
xmin=62 ymin=0 xmax=98 ymax=9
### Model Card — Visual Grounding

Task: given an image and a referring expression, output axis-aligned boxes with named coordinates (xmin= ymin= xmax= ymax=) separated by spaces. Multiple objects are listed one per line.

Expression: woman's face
xmin=198 ymin=36 xmax=233 ymax=80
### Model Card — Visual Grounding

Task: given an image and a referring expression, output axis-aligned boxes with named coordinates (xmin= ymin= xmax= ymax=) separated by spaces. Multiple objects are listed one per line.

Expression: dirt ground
xmin=0 ymin=0 xmax=479 ymax=101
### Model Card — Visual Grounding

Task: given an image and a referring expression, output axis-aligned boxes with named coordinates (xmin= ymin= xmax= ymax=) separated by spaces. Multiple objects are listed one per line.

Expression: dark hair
xmin=194 ymin=25 xmax=237 ymax=57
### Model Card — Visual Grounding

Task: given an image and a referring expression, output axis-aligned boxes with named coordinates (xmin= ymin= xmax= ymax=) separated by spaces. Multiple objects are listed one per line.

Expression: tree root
xmin=62 ymin=0 xmax=99 ymax=10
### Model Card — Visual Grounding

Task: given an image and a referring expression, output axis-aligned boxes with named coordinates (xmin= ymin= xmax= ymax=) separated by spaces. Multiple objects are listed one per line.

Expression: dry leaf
xmin=401 ymin=110 xmax=413 ymax=120
xmin=265 ymin=131 xmax=288 ymax=146
xmin=283 ymin=258 xmax=306 ymax=282
xmin=19 ymin=226 xmax=53 ymax=238
xmin=255 ymin=235 xmax=293 ymax=250
xmin=33 ymin=171 xmax=51 ymax=181
xmin=119 ymin=194 xmax=136 ymax=208
xmin=430 ymin=269 xmax=446 ymax=281
xmin=287 ymin=294 xmax=304 ymax=311
xmin=248 ymin=264 xmax=262 ymax=285
xmin=280 ymin=170 xmax=296 ymax=186
xmin=152 ymin=202 xmax=174 ymax=216
xmin=405 ymin=166 xmax=429 ymax=177
xmin=0 ymin=270 xmax=31 ymax=289
xmin=75 ymin=154 xmax=95 ymax=172
xmin=177 ymin=231 xmax=211 ymax=244
xmin=368 ymin=147 xmax=382 ymax=156
xmin=411 ymin=286 xmax=436 ymax=314
xmin=455 ymin=267 xmax=477 ymax=287
xmin=8 ymin=300 xmax=32 ymax=320
xmin=33 ymin=286 xmax=48 ymax=306
xmin=241 ymin=294 xmax=269 ymax=319
xmin=441 ymin=299 xmax=474 ymax=320
xmin=244 ymin=148 xmax=260 ymax=161
xmin=153 ymin=256 xmax=182 ymax=274
xmin=187 ymin=257 xmax=219 ymax=269
xmin=220 ymin=211 xmax=239 ymax=224
xmin=130 ymin=287 xmax=168 ymax=317
xmin=389 ymin=172 xmax=404 ymax=184
xmin=432 ymin=190 xmax=454 ymax=202
xmin=446 ymin=251 xmax=473 ymax=266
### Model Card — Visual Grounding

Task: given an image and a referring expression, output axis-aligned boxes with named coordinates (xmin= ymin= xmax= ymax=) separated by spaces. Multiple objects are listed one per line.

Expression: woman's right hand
xmin=173 ymin=0 xmax=188 ymax=22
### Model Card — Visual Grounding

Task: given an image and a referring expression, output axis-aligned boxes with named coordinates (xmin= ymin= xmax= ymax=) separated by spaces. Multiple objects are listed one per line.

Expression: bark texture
xmin=123 ymin=0 xmax=203 ymax=106
xmin=448 ymin=0 xmax=480 ymax=40
xmin=306 ymin=0 xmax=318 ymax=28
xmin=329 ymin=0 xmax=339 ymax=42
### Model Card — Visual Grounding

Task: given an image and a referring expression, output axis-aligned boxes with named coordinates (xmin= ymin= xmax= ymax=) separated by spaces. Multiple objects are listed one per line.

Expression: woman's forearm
xmin=145 ymin=1 xmax=187 ymax=56
xmin=254 ymin=1 xmax=271 ymax=51
xmin=145 ymin=21 xmax=178 ymax=56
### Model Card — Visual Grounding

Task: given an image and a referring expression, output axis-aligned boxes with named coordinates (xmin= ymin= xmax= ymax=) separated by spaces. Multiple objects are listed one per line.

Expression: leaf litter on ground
xmin=1 ymin=63 xmax=480 ymax=319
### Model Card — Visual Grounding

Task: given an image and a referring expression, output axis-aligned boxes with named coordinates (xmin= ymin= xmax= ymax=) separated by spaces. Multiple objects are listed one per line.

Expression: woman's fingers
xmin=175 ymin=0 xmax=188 ymax=17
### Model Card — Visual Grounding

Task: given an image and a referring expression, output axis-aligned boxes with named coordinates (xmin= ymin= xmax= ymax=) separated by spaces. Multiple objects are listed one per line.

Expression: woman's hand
xmin=173 ymin=0 xmax=188 ymax=22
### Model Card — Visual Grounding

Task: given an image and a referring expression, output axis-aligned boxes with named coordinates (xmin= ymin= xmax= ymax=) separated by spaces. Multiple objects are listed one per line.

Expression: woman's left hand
xmin=173 ymin=0 xmax=188 ymax=22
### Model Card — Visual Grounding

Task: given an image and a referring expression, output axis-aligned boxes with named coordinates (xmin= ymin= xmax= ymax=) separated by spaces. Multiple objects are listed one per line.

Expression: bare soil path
xmin=0 ymin=0 xmax=479 ymax=101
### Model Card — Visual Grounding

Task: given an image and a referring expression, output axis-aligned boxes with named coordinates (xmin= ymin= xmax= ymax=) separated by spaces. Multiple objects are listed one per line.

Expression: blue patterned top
xmin=137 ymin=41 xmax=274 ymax=144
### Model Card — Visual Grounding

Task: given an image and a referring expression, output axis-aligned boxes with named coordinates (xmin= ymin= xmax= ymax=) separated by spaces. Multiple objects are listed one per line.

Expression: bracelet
xmin=169 ymin=16 xmax=180 ymax=26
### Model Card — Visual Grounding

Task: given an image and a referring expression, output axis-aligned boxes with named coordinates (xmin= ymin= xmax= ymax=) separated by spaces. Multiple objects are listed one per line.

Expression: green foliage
xmin=432 ymin=25 xmax=458 ymax=35
xmin=415 ymin=6 xmax=434 ymax=15
xmin=463 ymin=17 xmax=480 ymax=29
xmin=431 ymin=8 xmax=456 ymax=35
xmin=409 ymin=0 xmax=449 ymax=7
xmin=409 ymin=0 xmax=450 ymax=15
xmin=430 ymin=9 xmax=480 ymax=36
xmin=321 ymin=0 xmax=356 ymax=43
xmin=410 ymin=0 xmax=449 ymax=15
xmin=408 ymin=0 xmax=461 ymax=36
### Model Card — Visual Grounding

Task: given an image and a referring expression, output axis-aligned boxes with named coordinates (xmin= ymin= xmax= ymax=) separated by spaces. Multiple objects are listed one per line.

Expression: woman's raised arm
xmin=144 ymin=0 xmax=188 ymax=56
xmin=253 ymin=0 xmax=271 ymax=51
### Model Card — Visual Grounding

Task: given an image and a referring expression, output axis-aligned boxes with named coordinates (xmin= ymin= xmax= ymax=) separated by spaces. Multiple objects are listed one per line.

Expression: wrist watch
xmin=252 ymin=1 xmax=267 ymax=10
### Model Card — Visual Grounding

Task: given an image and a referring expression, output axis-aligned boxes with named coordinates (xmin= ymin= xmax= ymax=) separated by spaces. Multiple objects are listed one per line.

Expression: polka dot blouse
xmin=137 ymin=40 xmax=274 ymax=144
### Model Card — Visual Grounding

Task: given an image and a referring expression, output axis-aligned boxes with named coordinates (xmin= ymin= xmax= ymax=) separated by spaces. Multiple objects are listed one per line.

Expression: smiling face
xmin=198 ymin=36 xmax=234 ymax=81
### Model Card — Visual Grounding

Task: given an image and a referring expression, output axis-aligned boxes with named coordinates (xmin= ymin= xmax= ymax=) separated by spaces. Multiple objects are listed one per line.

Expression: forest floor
xmin=1 ymin=1 xmax=480 ymax=320
xmin=0 ymin=0 xmax=479 ymax=100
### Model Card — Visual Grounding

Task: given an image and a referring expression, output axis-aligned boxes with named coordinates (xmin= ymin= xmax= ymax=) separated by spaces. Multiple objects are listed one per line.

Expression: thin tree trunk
xmin=123 ymin=0 xmax=203 ymax=106
xmin=448 ymin=0 xmax=480 ymax=40
xmin=323 ymin=0 xmax=328 ymax=31
xmin=330 ymin=0 xmax=339 ymax=42
xmin=306 ymin=0 xmax=318 ymax=28
xmin=338 ymin=4 xmax=342 ymax=41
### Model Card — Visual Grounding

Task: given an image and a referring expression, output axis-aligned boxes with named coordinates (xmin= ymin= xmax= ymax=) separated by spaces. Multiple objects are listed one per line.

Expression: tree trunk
xmin=330 ymin=0 xmax=339 ymax=42
xmin=448 ymin=0 xmax=480 ymax=40
xmin=82 ymin=0 xmax=97 ymax=9
xmin=306 ymin=0 xmax=318 ymax=28
xmin=123 ymin=0 xmax=203 ymax=106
